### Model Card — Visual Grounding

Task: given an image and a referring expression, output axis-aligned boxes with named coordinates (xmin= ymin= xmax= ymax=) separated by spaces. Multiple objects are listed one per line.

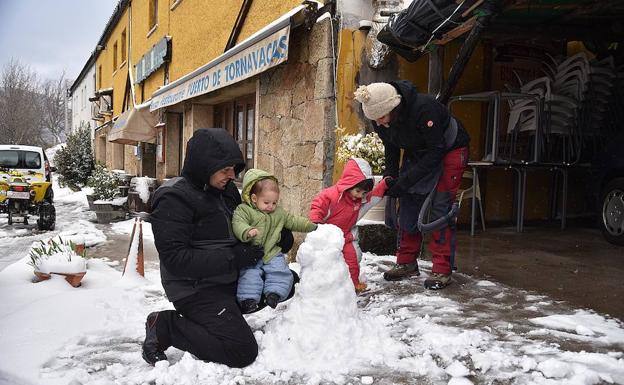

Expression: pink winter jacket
xmin=309 ymin=158 xmax=388 ymax=243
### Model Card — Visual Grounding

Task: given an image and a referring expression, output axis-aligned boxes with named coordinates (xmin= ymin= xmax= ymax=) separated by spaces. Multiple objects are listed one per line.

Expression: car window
xmin=0 ymin=150 xmax=43 ymax=169
xmin=0 ymin=150 xmax=19 ymax=167
xmin=24 ymin=151 xmax=42 ymax=168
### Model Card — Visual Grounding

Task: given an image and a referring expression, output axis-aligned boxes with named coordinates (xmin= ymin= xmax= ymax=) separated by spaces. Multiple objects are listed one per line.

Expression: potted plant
xmin=87 ymin=164 xmax=128 ymax=223
xmin=336 ymin=130 xmax=386 ymax=221
xmin=29 ymin=236 xmax=88 ymax=287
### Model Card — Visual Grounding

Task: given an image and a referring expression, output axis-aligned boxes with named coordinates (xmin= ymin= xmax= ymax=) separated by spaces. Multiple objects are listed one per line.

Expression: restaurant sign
xmin=150 ymin=24 xmax=289 ymax=111
xmin=136 ymin=37 xmax=170 ymax=84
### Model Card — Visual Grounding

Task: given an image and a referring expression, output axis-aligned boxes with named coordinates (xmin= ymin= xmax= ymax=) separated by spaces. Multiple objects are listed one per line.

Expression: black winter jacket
xmin=373 ymin=80 xmax=470 ymax=184
xmin=150 ymin=128 xmax=246 ymax=302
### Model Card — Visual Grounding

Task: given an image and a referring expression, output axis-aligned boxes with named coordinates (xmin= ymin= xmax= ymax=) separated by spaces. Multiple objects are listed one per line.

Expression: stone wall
xmin=257 ymin=18 xmax=336 ymax=218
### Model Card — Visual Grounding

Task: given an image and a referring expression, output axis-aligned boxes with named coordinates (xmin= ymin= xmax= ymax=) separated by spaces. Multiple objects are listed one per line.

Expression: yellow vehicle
xmin=0 ymin=145 xmax=56 ymax=230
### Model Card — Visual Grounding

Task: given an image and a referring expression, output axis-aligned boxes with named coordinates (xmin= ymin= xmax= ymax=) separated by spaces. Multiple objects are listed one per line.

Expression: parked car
xmin=590 ymin=132 xmax=624 ymax=246
xmin=0 ymin=145 xmax=56 ymax=230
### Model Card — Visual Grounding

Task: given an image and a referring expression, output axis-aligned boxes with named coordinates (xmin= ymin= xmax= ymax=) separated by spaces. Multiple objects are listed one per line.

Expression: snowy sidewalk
xmin=1 ymin=220 xmax=623 ymax=385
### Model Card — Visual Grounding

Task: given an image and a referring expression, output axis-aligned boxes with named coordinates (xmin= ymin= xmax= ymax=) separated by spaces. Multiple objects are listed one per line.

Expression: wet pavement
xmin=453 ymin=225 xmax=624 ymax=321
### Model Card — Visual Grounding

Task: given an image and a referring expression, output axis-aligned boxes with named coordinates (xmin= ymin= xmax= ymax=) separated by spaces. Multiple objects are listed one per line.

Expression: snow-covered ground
xmin=1 ymin=186 xmax=623 ymax=385
xmin=0 ymin=178 xmax=105 ymax=272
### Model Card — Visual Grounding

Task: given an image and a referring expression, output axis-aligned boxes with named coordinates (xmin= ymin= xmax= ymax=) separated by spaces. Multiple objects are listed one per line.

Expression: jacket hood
xmin=240 ymin=168 xmax=278 ymax=205
xmin=181 ymin=128 xmax=245 ymax=189
xmin=390 ymin=80 xmax=419 ymax=113
xmin=336 ymin=158 xmax=373 ymax=193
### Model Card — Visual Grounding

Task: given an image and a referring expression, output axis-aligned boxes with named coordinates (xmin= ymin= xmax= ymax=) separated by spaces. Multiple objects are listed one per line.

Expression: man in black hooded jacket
xmin=141 ymin=128 xmax=265 ymax=367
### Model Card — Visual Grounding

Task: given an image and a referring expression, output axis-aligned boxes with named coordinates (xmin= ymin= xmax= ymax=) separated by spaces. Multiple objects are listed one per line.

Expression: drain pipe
xmin=366 ymin=0 xmax=402 ymax=68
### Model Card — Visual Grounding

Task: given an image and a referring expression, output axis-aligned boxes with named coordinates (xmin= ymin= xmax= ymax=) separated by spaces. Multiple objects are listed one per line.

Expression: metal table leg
xmin=471 ymin=165 xmax=477 ymax=236
xmin=561 ymin=168 xmax=568 ymax=230
xmin=520 ymin=167 xmax=527 ymax=233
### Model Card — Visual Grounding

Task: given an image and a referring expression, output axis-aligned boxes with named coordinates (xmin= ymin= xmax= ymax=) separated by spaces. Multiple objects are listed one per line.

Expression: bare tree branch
xmin=0 ymin=58 xmax=44 ymax=146
xmin=40 ymin=72 xmax=69 ymax=145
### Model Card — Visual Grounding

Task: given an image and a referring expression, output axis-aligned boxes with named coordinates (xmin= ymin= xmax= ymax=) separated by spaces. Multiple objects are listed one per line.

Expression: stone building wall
xmin=257 ymin=18 xmax=336 ymax=218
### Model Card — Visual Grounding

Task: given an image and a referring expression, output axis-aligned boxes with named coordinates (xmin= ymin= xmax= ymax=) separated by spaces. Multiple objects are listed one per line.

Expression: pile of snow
xmin=111 ymin=218 xmax=154 ymax=240
xmin=257 ymin=224 xmax=405 ymax=376
xmin=134 ymin=177 xmax=152 ymax=204
xmin=44 ymin=143 xmax=65 ymax=167
xmin=94 ymin=196 xmax=127 ymax=206
xmin=0 ymin=255 xmax=160 ymax=385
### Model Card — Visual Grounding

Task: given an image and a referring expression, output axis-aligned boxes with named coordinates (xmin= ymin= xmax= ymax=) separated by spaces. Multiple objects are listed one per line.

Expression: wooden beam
xmin=225 ymin=0 xmax=253 ymax=53
xmin=428 ymin=46 xmax=445 ymax=95
xmin=432 ymin=16 xmax=477 ymax=45
xmin=462 ymin=0 xmax=484 ymax=18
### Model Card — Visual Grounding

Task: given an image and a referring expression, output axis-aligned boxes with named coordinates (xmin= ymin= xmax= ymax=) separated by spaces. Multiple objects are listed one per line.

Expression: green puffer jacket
xmin=232 ymin=168 xmax=316 ymax=263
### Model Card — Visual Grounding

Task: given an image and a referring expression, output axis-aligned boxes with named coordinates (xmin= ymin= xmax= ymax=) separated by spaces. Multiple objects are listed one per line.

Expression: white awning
xmin=108 ymin=102 xmax=158 ymax=145
xmin=150 ymin=5 xmax=308 ymax=111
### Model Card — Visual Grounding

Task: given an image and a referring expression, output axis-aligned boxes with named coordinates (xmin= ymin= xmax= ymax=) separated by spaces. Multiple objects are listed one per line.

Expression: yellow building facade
xmin=90 ymin=0 xmax=334 ymax=217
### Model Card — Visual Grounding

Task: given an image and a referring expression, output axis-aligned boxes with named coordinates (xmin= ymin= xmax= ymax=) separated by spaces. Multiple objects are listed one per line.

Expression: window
xmin=121 ymin=29 xmax=127 ymax=64
xmin=24 ymin=152 xmax=41 ymax=168
xmin=214 ymin=94 xmax=256 ymax=171
xmin=149 ymin=0 xmax=158 ymax=30
xmin=113 ymin=41 xmax=118 ymax=70
xmin=0 ymin=150 xmax=41 ymax=169
xmin=98 ymin=65 xmax=102 ymax=89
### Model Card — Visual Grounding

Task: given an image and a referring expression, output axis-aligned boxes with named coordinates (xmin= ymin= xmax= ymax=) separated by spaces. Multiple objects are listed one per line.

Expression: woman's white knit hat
xmin=353 ymin=82 xmax=402 ymax=120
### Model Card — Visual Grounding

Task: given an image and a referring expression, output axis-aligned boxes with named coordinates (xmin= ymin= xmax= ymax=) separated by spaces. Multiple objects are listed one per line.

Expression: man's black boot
xmin=241 ymin=299 xmax=259 ymax=314
xmin=142 ymin=312 xmax=167 ymax=365
xmin=265 ymin=293 xmax=280 ymax=309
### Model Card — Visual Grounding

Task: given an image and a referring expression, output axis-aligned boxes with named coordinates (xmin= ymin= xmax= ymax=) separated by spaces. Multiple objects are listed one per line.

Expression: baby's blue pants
xmin=237 ymin=253 xmax=293 ymax=304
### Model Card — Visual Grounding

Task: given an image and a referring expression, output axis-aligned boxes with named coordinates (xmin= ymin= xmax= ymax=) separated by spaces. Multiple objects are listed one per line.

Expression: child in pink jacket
xmin=309 ymin=158 xmax=388 ymax=293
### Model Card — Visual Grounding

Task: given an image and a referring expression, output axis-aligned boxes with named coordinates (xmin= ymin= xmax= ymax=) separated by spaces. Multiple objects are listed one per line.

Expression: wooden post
xmin=428 ymin=45 xmax=444 ymax=96
xmin=137 ymin=219 xmax=145 ymax=276
xmin=122 ymin=218 xmax=145 ymax=277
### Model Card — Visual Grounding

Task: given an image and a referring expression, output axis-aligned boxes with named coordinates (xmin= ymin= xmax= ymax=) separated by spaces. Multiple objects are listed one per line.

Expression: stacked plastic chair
xmin=503 ymin=76 xmax=550 ymax=163
xmin=505 ymin=52 xmax=617 ymax=166
xmin=545 ymin=52 xmax=616 ymax=164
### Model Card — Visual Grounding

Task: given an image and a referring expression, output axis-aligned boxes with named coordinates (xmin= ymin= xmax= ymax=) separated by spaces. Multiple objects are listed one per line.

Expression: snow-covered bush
xmin=54 ymin=125 xmax=94 ymax=189
xmin=28 ymin=236 xmax=87 ymax=274
xmin=336 ymin=130 xmax=385 ymax=175
xmin=87 ymin=164 xmax=120 ymax=201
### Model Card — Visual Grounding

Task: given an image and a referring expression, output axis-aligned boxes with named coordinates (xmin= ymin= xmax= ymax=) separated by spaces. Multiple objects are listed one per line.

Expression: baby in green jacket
xmin=233 ymin=168 xmax=316 ymax=313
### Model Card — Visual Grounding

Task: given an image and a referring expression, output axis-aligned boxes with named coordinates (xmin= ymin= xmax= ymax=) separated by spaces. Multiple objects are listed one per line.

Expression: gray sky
xmin=0 ymin=0 xmax=119 ymax=82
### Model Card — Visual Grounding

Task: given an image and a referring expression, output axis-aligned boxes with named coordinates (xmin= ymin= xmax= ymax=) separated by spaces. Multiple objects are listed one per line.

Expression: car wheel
xmin=600 ymin=177 xmax=624 ymax=246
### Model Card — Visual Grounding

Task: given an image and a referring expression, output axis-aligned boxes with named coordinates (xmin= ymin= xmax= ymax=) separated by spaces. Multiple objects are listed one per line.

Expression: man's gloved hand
xmin=385 ymin=176 xmax=409 ymax=198
xmin=277 ymin=228 xmax=294 ymax=253
xmin=232 ymin=242 xmax=264 ymax=269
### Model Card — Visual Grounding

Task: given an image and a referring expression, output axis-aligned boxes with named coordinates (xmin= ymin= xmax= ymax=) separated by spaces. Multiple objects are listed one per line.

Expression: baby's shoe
xmin=265 ymin=293 xmax=280 ymax=309
xmin=240 ymin=299 xmax=258 ymax=314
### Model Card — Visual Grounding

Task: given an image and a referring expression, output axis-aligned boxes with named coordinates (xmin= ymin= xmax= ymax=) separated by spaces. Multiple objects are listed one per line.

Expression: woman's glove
xmin=384 ymin=176 xmax=409 ymax=197
xmin=232 ymin=242 xmax=264 ymax=269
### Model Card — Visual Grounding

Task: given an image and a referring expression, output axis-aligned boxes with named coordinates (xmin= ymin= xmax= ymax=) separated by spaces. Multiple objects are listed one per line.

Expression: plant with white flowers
xmin=336 ymin=130 xmax=385 ymax=175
